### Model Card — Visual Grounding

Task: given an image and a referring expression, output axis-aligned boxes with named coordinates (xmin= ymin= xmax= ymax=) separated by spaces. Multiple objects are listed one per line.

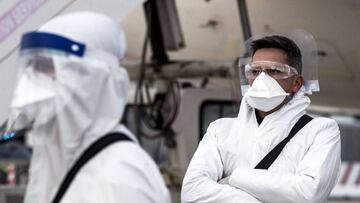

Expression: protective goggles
xmin=244 ymin=61 xmax=298 ymax=80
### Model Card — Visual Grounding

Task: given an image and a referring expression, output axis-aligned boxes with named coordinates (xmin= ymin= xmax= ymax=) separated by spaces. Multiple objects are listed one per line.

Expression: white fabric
xmin=244 ymin=72 xmax=289 ymax=112
xmin=181 ymin=91 xmax=341 ymax=203
xmin=12 ymin=12 xmax=170 ymax=203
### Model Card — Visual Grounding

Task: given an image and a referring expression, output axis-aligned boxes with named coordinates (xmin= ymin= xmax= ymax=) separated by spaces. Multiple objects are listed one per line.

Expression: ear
xmin=292 ymin=75 xmax=304 ymax=93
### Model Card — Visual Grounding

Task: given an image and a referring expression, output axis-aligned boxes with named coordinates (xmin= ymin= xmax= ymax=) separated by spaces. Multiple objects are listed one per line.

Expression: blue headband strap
xmin=20 ymin=32 xmax=86 ymax=57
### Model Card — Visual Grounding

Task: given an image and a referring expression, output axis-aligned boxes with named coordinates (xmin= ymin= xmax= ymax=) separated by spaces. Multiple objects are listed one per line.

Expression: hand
xmin=218 ymin=176 xmax=230 ymax=185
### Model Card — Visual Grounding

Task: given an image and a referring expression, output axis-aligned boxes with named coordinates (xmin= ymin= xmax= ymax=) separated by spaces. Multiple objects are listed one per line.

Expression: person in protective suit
xmin=6 ymin=11 xmax=170 ymax=203
xmin=181 ymin=34 xmax=341 ymax=203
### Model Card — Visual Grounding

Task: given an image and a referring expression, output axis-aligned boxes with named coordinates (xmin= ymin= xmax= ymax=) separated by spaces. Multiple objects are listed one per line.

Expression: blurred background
xmin=0 ymin=0 xmax=359 ymax=202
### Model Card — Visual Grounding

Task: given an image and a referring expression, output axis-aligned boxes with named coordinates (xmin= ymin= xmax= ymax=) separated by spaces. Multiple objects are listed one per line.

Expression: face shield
xmin=238 ymin=29 xmax=319 ymax=95
xmin=2 ymin=32 xmax=86 ymax=140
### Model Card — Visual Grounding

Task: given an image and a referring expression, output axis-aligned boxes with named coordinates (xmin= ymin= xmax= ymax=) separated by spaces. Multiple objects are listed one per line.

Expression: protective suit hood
xmin=33 ymin=11 xmax=130 ymax=166
xmin=15 ymin=12 xmax=132 ymax=203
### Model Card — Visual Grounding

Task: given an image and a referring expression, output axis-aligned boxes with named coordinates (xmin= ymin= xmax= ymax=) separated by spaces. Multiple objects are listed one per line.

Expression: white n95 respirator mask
xmin=7 ymin=66 xmax=56 ymax=132
xmin=245 ymin=72 xmax=289 ymax=112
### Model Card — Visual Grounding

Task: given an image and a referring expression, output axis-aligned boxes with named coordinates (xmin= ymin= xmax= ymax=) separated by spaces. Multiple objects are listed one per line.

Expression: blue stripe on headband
xmin=20 ymin=32 xmax=86 ymax=57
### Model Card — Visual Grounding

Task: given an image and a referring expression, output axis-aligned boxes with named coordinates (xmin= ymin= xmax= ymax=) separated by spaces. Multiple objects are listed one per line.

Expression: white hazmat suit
xmin=9 ymin=12 xmax=170 ymax=203
xmin=181 ymin=89 xmax=341 ymax=203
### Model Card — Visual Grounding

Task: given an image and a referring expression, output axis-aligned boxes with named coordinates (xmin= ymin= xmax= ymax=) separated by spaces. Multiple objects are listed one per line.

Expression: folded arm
xmin=229 ymin=119 xmax=341 ymax=203
xmin=181 ymin=122 xmax=261 ymax=203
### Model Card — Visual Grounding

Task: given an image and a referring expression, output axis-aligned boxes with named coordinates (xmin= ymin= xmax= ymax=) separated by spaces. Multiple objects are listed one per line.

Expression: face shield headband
xmin=20 ymin=32 xmax=86 ymax=57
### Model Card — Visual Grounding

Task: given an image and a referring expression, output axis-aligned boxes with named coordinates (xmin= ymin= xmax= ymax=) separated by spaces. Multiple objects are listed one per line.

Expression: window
xmin=199 ymin=100 xmax=239 ymax=140
xmin=122 ymin=105 xmax=168 ymax=164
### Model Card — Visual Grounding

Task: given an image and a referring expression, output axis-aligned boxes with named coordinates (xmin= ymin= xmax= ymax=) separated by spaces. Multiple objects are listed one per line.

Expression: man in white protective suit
xmin=6 ymin=12 xmax=170 ymax=203
xmin=181 ymin=33 xmax=341 ymax=203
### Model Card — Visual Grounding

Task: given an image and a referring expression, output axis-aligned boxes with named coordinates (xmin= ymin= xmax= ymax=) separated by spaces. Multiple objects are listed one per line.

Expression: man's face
xmin=250 ymin=48 xmax=303 ymax=94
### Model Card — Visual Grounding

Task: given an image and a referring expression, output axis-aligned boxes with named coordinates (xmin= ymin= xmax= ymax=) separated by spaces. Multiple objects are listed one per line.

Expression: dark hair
xmin=250 ymin=35 xmax=302 ymax=73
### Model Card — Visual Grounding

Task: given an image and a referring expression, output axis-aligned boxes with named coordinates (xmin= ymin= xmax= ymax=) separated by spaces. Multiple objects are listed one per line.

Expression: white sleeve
xmin=181 ymin=122 xmax=261 ymax=203
xmin=229 ymin=119 xmax=341 ymax=203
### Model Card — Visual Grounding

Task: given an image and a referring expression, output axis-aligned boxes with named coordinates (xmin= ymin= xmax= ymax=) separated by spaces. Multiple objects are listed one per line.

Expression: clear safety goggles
xmin=244 ymin=61 xmax=298 ymax=80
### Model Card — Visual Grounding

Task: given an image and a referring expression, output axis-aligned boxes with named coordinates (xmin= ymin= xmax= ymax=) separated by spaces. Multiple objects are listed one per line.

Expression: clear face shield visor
xmin=1 ymin=32 xmax=86 ymax=141
xmin=238 ymin=29 xmax=319 ymax=95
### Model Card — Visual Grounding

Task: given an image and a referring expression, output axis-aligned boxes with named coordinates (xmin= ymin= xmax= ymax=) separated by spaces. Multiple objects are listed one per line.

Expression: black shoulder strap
xmin=255 ymin=114 xmax=313 ymax=170
xmin=52 ymin=132 xmax=132 ymax=203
